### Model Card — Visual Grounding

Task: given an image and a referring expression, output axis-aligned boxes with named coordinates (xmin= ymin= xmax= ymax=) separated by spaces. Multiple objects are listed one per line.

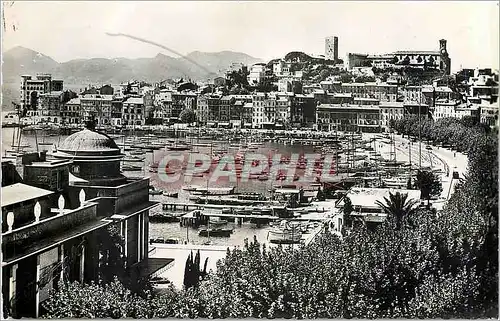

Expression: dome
xmin=58 ymin=129 xmax=120 ymax=152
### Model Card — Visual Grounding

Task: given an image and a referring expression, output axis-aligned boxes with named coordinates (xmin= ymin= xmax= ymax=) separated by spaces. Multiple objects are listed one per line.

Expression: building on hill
xmin=99 ymin=84 xmax=114 ymax=95
xmin=213 ymin=76 xmax=226 ymax=87
xmin=248 ymin=63 xmax=267 ymax=85
xmin=479 ymin=103 xmax=499 ymax=127
xmin=339 ymin=82 xmax=399 ymax=102
xmin=325 ymin=36 xmax=339 ymax=62
xmin=345 ymin=39 xmax=451 ymax=75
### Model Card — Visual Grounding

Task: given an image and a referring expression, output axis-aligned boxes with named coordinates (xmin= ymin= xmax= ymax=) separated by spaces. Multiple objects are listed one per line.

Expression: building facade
xmin=316 ymin=104 xmax=382 ymax=132
xmin=20 ymin=74 xmax=63 ymax=112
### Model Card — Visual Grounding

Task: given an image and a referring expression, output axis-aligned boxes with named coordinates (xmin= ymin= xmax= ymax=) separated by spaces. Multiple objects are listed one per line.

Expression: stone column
xmin=79 ymin=244 xmax=85 ymax=283
xmin=59 ymin=244 xmax=64 ymax=282
xmin=123 ymin=220 xmax=128 ymax=267
xmin=9 ymin=264 xmax=18 ymax=315
xmin=137 ymin=213 xmax=142 ymax=262
xmin=35 ymin=256 xmax=41 ymax=318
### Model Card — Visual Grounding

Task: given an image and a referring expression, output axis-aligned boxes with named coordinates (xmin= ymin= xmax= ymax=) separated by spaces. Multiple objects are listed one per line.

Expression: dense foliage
xmin=179 ymin=108 xmax=197 ymax=124
xmin=183 ymin=250 xmax=208 ymax=289
xmin=44 ymin=119 xmax=497 ymax=319
xmin=414 ymin=170 xmax=443 ymax=206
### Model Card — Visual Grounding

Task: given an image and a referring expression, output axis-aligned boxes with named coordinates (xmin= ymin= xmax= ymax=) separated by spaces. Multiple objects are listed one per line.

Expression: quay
xmin=179 ymin=209 xmax=281 ymax=227
xmin=162 ymin=202 xmax=286 ymax=211
xmin=150 ymin=243 xmax=233 ymax=252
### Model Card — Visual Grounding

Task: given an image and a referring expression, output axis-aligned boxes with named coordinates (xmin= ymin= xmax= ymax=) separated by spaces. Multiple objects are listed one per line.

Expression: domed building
xmin=53 ymin=126 xmax=170 ymax=279
xmin=52 ymin=128 xmax=126 ymax=186
xmin=1 ymin=126 xmax=173 ymax=318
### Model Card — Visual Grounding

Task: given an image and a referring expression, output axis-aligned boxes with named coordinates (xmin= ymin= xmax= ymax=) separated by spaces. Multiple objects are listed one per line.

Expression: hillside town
xmin=5 ymin=38 xmax=499 ymax=130
xmin=2 ymin=28 xmax=499 ymax=320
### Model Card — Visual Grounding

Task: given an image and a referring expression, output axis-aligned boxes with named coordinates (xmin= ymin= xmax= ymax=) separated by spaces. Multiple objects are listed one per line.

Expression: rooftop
xmin=393 ymin=50 xmax=440 ymax=55
xmin=124 ymin=97 xmax=144 ymax=104
xmin=2 ymin=183 xmax=54 ymax=208
xmin=318 ymin=104 xmax=380 ymax=110
xmin=66 ymin=97 xmax=81 ymax=104
xmin=58 ymin=129 xmax=120 ymax=152
xmin=346 ymin=187 xmax=420 ymax=208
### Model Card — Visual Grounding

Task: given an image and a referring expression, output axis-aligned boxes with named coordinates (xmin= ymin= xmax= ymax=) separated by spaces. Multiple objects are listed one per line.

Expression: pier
xmin=179 ymin=209 xmax=281 ymax=227
xmin=162 ymin=202 xmax=286 ymax=212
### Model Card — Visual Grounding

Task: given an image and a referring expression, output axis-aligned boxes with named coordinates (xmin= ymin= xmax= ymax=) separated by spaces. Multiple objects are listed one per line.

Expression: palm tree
xmin=375 ymin=192 xmax=419 ymax=229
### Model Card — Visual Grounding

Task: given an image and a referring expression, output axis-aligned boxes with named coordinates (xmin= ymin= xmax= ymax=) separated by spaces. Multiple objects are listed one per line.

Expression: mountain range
xmin=3 ymin=46 xmax=262 ymax=83
xmin=2 ymin=46 xmax=262 ymax=110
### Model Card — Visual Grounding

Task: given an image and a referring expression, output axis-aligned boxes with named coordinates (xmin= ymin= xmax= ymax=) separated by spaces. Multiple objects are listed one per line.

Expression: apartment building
xmin=122 ymin=96 xmax=145 ymax=126
xmin=316 ymin=104 xmax=382 ymax=132
xmin=20 ymin=74 xmax=63 ymax=111
xmin=80 ymin=94 xmax=113 ymax=126
xmin=39 ymin=91 xmax=64 ymax=123
xmin=61 ymin=97 xmax=81 ymax=124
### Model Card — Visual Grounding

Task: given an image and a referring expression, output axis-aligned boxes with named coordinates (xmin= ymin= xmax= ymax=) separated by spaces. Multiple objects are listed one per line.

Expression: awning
xmin=128 ymin=257 xmax=175 ymax=280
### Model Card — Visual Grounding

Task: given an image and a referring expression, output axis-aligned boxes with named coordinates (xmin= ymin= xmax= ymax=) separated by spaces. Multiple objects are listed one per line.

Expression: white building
xmin=248 ymin=63 xmax=267 ymax=86
xmin=123 ymin=96 xmax=145 ymax=126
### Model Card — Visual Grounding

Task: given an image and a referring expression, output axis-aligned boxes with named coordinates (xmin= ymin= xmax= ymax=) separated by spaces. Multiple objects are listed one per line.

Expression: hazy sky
xmin=2 ymin=1 xmax=499 ymax=71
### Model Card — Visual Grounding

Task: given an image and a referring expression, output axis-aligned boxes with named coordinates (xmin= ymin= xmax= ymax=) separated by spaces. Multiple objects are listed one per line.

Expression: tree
xmin=375 ymin=192 xmax=419 ymax=229
xmin=292 ymin=82 xmax=303 ymax=94
xmin=414 ymin=170 xmax=443 ymax=207
xmin=183 ymin=250 xmax=208 ymax=290
xmin=61 ymin=90 xmax=77 ymax=104
xmin=98 ymin=224 xmax=125 ymax=285
xmin=179 ymin=108 xmax=196 ymax=124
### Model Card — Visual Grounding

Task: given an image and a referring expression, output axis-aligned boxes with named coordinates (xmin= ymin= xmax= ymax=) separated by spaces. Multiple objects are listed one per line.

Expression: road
xmin=365 ymin=133 xmax=468 ymax=210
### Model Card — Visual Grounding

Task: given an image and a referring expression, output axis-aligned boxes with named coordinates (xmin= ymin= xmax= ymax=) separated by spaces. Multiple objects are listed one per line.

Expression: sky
xmin=2 ymin=1 xmax=499 ymax=72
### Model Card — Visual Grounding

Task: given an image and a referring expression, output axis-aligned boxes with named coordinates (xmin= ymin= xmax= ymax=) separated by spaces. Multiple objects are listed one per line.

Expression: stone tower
xmin=325 ymin=36 xmax=339 ymax=62
xmin=439 ymin=39 xmax=451 ymax=75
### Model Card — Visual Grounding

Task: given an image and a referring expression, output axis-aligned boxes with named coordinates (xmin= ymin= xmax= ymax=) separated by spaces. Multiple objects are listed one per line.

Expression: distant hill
xmin=3 ymin=46 xmax=261 ymax=83
xmin=2 ymin=46 xmax=262 ymax=110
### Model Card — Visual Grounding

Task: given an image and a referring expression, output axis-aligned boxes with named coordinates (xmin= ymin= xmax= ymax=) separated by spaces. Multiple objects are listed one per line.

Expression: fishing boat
xmin=267 ymin=220 xmax=302 ymax=244
xmin=123 ymin=156 xmax=145 ymax=162
xmin=130 ymin=150 xmax=145 ymax=155
xmin=163 ymin=191 xmax=179 ymax=198
xmin=191 ymin=186 xmax=235 ymax=196
xmin=258 ymin=175 xmax=269 ymax=181
xmin=167 ymin=144 xmax=191 ymax=151
xmin=122 ymin=165 xmax=143 ymax=171
xmin=208 ymin=217 xmax=229 ymax=226
xmin=182 ymin=185 xmax=202 ymax=191
xmin=149 ymin=186 xmax=163 ymax=195
xmin=198 ymin=228 xmax=233 ymax=237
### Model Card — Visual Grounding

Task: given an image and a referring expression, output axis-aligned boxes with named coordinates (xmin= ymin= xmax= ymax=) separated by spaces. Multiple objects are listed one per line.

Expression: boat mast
xmin=418 ymin=86 xmax=422 ymax=169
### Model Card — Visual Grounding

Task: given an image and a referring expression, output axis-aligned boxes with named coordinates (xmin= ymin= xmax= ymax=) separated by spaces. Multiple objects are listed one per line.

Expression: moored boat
xmin=163 ymin=191 xmax=179 ymax=198
xmin=198 ymin=228 xmax=233 ymax=237
xmin=267 ymin=220 xmax=302 ymax=244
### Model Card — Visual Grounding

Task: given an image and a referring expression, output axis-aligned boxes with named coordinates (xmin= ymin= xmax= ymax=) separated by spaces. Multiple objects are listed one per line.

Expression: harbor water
xmin=2 ymin=127 xmax=327 ymax=249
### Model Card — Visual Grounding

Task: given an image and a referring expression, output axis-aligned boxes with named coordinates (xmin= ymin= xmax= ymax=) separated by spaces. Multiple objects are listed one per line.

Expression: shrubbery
xmin=43 ymin=120 xmax=497 ymax=319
